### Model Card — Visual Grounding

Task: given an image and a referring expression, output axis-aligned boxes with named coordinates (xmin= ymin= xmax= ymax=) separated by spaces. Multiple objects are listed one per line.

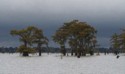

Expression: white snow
xmin=0 ymin=53 xmax=125 ymax=74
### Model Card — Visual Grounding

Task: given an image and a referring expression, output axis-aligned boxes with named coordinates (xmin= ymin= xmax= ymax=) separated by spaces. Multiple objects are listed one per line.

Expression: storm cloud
xmin=0 ymin=0 xmax=125 ymax=47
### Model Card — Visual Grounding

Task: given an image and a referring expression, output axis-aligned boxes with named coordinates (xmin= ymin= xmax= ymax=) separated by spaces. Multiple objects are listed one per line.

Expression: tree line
xmin=10 ymin=20 xmax=125 ymax=57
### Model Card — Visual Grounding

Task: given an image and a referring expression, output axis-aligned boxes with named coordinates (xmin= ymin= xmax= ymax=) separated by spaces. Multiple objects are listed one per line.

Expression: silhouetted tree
xmin=10 ymin=26 xmax=47 ymax=56
xmin=53 ymin=20 xmax=97 ymax=58
xmin=32 ymin=28 xmax=48 ymax=56
xmin=52 ymin=29 xmax=68 ymax=56
xmin=111 ymin=33 xmax=120 ymax=55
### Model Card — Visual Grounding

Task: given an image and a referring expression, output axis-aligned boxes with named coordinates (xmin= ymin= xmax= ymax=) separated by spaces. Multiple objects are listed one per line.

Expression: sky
xmin=0 ymin=0 xmax=125 ymax=48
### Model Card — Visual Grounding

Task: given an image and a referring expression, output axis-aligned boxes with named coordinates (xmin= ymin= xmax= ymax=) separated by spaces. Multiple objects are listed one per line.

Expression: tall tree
xmin=52 ymin=29 xmax=68 ymax=56
xmin=10 ymin=26 xmax=37 ymax=56
xmin=53 ymin=20 xmax=97 ymax=58
xmin=111 ymin=33 xmax=120 ymax=55
xmin=33 ymin=28 xmax=48 ymax=56
xmin=67 ymin=20 xmax=97 ymax=57
xmin=10 ymin=26 xmax=48 ymax=56
xmin=119 ymin=29 xmax=125 ymax=52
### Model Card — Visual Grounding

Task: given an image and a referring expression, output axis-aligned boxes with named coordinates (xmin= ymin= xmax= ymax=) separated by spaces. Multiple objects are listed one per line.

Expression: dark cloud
xmin=0 ymin=0 xmax=125 ymax=47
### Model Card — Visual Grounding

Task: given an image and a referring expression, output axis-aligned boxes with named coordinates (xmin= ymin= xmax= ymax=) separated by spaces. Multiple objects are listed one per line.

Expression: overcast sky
xmin=0 ymin=0 xmax=125 ymax=48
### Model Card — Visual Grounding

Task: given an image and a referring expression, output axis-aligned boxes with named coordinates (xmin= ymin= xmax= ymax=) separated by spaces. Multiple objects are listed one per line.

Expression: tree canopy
xmin=111 ymin=29 xmax=125 ymax=54
xmin=52 ymin=20 xmax=97 ymax=57
xmin=10 ymin=26 xmax=48 ymax=56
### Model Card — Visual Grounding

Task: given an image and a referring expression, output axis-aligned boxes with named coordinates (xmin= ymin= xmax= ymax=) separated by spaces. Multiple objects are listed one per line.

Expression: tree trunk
xmin=75 ymin=52 xmax=77 ymax=56
xmin=71 ymin=49 xmax=74 ymax=56
xmin=37 ymin=43 xmax=42 ymax=56
xmin=23 ymin=52 xmax=29 ymax=56
xmin=77 ymin=53 xmax=80 ymax=58
xmin=61 ymin=45 xmax=66 ymax=56
xmin=83 ymin=49 xmax=86 ymax=56
xmin=114 ymin=50 xmax=118 ymax=55
xmin=39 ymin=50 xmax=42 ymax=56
xmin=77 ymin=48 xmax=81 ymax=58
xmin=83 ymin=52 xmax=86 ymax=56
xmin=90 ymin=50 xmax=94 ymax=56
xmin=62 ymin=49 xmax=66 ymax=56
xmin=22 ymin=41 xmax=29 ymax=56
xmin=24 ymin=41 xmax=27 ymax=47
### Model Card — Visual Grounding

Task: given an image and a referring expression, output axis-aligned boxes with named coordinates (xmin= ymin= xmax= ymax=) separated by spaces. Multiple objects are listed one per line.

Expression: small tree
xmin=10 ymin=26 xmax=37 ymax=56
xmin=33 ymin=28 xmax=48 ymax=56
xmin=10 ymin=26 xmax=48 ymax=56
xmin=111 ymin=33 xmax=120 ymax=55
xmin=52 ymin=29 xmax=68 ymax=56
xmin=119 ymin=29 xmax=125 ymax=53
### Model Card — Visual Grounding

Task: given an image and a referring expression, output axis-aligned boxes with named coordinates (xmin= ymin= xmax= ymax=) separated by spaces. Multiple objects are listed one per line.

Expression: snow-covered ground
xmin=0 ymin=53 xmax=125 ymax=74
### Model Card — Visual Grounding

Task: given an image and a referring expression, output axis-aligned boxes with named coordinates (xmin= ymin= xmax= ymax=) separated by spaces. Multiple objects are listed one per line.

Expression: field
xmin=0 ymin=53 xmax=125 ymax=74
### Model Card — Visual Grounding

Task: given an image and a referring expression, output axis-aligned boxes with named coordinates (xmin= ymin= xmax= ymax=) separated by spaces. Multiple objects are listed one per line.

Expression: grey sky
xmin=0 ymin=0 xmax=125 ymax=47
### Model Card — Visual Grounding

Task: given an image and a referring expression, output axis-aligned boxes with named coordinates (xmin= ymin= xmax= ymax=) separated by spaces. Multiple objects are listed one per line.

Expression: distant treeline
xmin=0 ymin=47 xmax=17 ymax=53
xmin=0 ymin=47 xmax=124 ymax=53
xmin=0 ymin=47 xmax=69 ymax=53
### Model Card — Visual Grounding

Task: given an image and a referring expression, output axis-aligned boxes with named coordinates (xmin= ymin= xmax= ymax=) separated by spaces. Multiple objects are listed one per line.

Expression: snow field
xmin=0 ymin=53 xmax=125 ymax=74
